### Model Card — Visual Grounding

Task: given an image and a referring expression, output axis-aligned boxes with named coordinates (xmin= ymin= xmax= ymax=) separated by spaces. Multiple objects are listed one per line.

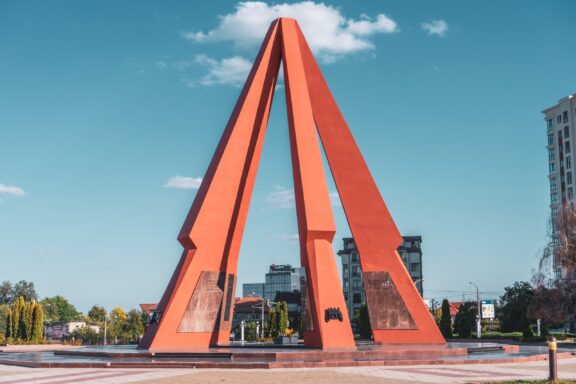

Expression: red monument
xmin=140 ymin=18 xmax=444 ymax=351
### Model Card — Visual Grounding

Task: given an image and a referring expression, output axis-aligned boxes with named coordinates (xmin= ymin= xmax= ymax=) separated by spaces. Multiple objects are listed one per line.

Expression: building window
xmin=564 ymin=111 xmax=569 ymax=123
xmin=352 ymin=266 xmax=360 ymax=276
xmin=410 ymin=263 xmax=418 ymax=272
xmin=565 ymin=126 xmax=570 ymax=138
xmin=353 ymin=293 xmax=362 ymax=304
xmin=343 ymin=293 xmax=348 ymax=301
xmin=549 ymin=162 xmax=556 ymax=174
xmin=343 ymin=265 xmax=348 ymax=275
xmin=567 ymin=156 xmax=572 ymax=169
xmin=551 ymin=181 xmax=557 ymax=192
xmin=351 ymin=252 xmax=359 ymax=262
xmin=551 ymin=193 xmax=558 ymax=204
xmin=549 ymin=149 xmax=555 ymax=161
xmin=548 ymin=133 xmax=554 ymax=145
xmin=352 ymin=279 xmax=362 ymax=289
xmin=547 ymin=119 xmax=553 ymax=129
xmin=558 ymin=115 xmax=562 ymax=124
xmin=568 ymin=172 xmax=573 ymax=185
xmin=566 ymin=142 xmax=571 ymax=154
xmin=569 ymin=187 xmax=573 ymax=199
xmin=552 ymin=207 xmax=559 ymax=216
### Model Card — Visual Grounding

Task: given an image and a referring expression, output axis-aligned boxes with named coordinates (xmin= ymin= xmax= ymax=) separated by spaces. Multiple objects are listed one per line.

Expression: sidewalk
xmin=1 ymin=358 xmax=576 ymax=383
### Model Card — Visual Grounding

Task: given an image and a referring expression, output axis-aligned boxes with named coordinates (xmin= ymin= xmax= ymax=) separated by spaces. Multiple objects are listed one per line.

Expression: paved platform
xmin=1 ymin=358 xmax=576 ymax=383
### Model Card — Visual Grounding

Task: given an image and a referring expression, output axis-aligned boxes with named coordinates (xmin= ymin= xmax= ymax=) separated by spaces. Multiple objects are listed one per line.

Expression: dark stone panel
xmin=224 ymin=274 xmax=235 ymax=322
xmin=178 ymin=271 xmax=225 ymax=332
xmin=364 ymin=271 xmax=416 ymax=330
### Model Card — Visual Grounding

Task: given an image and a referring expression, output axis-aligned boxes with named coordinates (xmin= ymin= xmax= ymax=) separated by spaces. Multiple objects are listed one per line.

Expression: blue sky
xmin=0 ymin=1 xmax=574 ymax=312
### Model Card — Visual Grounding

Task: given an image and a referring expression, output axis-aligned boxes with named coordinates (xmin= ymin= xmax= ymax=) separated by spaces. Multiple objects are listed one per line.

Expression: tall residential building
xmin=338 ymin=236 xmax=424 ymax=316
xmin=242 ymin=264 xmax=303 ymax=302
xmin=543 ymin=93 xmax=576 ymax=277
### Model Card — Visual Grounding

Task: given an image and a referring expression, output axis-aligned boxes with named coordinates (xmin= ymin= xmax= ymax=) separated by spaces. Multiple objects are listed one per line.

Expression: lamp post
xmin=252 ymin=292 xmax=265 ymax=339
xmin=103 ymin=309 xmax=107 ymax=346
xmin=469 ymin=281 xmax=481 ymax=339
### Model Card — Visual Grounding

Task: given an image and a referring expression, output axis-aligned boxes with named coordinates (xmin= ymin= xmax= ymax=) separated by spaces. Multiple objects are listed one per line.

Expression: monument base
xmin=0 ymin=342 xmax=555 ymax=369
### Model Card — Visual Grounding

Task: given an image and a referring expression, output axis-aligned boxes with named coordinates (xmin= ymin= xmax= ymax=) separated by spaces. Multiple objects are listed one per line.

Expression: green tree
xmin=498 ymin=281 xmax=534 ymax=336
xmin=41 ymin=296 xmax=82 ymax=323
xmin=0 ymin=281 xmax=38 ymax=306
xmin=0 ymin=281 xmax=13 ymax=305
xmin=125 ymin=309 xmax=144 ymax=343
xmin=440 ymin=299 xmax=452 ymax=339
xmin=11 ymin=297 xmax=23 ymax=339
xmin=71 ymin=326 xmax=100 ymax=345
xmin=245 ymin=321 xmax=258 ymax=341
xmin=19 ymin=300 xmax=33 ymax=340
xmin=109 ymin=307 xmax=127 ymax=344
xmin=32 ymin=302 xmax=44 ymax=343
xmin=0 ymin=304 xmax=10 ymax=338
xmin=275 ymin=301 xmax=289 ymax=336
xmin=355 ymin=304 xmax=372 ymax=339
xmin=267 ymin=308 xmax=277 ymax=337
xmin=4 ymin=297 xmax=42 ymax=342
xmin=12 ymin=281 xmax=37 ymax=302
xmin=87 ymin=305 xmax=106 ymax=323
xmin=454 ymin=302 xmax=476 ymax=338
xmin=4 ymin=308 xmax=12 ymax=340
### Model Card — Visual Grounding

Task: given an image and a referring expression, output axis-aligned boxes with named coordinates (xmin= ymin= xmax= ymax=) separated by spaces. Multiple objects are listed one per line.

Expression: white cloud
xmin=274 ymin=233 xmax=299 ymax=244
xmin=421 ymin=19 xmax=449 ymax=37
xmin=192 ymin=54 xmax=253 ymax=87
xmin=0 ymin=183 xmax=26 ymax=200
xmin=264 ymin=186 xmax=341 ymax=209
xmin=155 ymin=61 xmax=168 ymax=71
xmin=163 ymin=176 xmax=203 ymax=189
xmin=264 ymin=186 xmax=295 ymax=209
xmin=183 ymin=1 xmax=398 ymax=63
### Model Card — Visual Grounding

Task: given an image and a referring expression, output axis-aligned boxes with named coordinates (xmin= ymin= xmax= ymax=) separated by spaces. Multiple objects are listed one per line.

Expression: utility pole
xmin=469 ymin=281 xmax=481 ymax=339
xmin=103 ymin=309 xmax=107 ymax=346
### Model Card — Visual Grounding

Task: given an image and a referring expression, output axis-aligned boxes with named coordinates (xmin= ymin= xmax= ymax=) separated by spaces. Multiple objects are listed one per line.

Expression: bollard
xmin=549 ymin=336 xmax=558 ymax=383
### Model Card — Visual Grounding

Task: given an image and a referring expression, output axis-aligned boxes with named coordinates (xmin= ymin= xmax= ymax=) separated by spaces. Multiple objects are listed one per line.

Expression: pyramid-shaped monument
xmin=140 ymin=18 xmax=444 ymax=351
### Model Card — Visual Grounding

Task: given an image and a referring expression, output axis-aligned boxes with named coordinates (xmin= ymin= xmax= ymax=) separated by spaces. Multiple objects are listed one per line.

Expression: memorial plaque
xmin=178 ymin=271 xmax=225 ymax=332
xmin=364 ymin=271 xmax=416 ymax=330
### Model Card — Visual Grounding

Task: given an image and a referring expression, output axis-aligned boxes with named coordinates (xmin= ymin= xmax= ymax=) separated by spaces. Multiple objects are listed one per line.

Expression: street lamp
xmin=469 ymin=281 xmax=481 ymax=339
xmin=103 ymin=309 xmax=108 ymax=346
xmin=252 ymin=292 xmax=265 ymax=339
